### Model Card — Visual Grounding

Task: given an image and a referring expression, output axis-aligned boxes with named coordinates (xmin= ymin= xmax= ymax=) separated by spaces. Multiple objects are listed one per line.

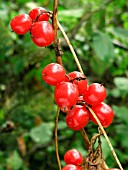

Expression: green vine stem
xmin=57 ymin=21 xmax=84 ymax=74
xmin=52 ymin=0 xmax=63 ymax=65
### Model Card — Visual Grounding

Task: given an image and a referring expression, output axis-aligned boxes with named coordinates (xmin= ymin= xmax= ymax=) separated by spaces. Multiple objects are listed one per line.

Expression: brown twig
xmin=52 ymin=0 xmax=63 ymax=65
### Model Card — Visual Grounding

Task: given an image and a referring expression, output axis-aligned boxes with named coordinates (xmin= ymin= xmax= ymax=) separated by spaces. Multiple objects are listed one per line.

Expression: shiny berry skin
xmin=66 ymin=105 xmax=89 ymax=131
xmin=64 ymin=149 xmax=83 ymax=165
xmin=54 ymin=82 xmax=79 ymax=112
xmin=29 ymin=7 xmax=49 ymax=22
xmin=42 ymin=63 xmax=66 ymax=86
xmin=83 ymin=83 xmax=106 ymax=106
xmin=67 ymin=71 xmax=88 ymax=95
xmin=90 ymin=102 xmax=114 ymax=127
xmin=76 ymin=167 xmax=82 ymax=170
xmin=30 ymin=21 xmax=54 ymax=47
xmin=62 ymin=164 xmax=81 ymax=170
xmin=10 ymin=14 xmax=32 ymax=35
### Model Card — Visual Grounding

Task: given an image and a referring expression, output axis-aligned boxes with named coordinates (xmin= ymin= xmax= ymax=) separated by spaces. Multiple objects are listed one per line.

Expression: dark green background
xmin=0 ymin=0 xmax=128 ymax=169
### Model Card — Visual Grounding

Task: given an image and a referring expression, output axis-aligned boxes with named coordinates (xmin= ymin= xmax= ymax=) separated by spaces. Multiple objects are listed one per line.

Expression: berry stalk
xmin=52 ymin=0 xmax=63 ymax=65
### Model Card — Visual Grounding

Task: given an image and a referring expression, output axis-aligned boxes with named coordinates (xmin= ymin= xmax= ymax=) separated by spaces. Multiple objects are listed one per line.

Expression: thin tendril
xmin=55 ymin=108 xmax=61 ymax=170
xmin=57 ymin=21 xmax=84 ymax=74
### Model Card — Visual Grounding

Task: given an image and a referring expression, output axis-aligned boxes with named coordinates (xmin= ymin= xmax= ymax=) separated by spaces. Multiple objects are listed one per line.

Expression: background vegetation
xmin=0 ymin=0 xmax=128 ymax=169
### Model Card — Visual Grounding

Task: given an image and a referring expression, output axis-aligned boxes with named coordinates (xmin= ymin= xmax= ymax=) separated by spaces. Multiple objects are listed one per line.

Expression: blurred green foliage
xmin=0 ymin=0 xmax=128 ymax=169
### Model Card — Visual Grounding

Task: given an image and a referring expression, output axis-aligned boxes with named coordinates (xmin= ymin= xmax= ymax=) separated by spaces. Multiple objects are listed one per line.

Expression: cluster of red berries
xmin=61 ymin=149 xmax=119 ymax=170
xmin=62 ymin=149 xmax=83 ymax=170
xmin=42 ymin=63 xmax=114 ymax=129
xmin=10 ymin=7 xmax=54 ymax=47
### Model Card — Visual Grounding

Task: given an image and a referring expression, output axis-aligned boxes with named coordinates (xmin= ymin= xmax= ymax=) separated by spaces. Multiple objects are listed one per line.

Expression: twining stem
xmin=55 ymin=108 xmax=61 ymax=170
xmin=57 ymin=21 xmax=84 ymax=74
xmin=53 ymin=1 xmax=63 ymax=65
xmin=86 ymin=105 xmax=124 ymax=170
xmin=58 ymin=20 xmax=123 ymax=170
xmin=80 ymin=129 xmax=90 ymax=150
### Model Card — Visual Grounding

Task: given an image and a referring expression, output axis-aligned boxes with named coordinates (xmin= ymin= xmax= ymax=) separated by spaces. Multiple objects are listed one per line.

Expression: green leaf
xmin=59 ymin=9 xmax=83 ymax=18
xmin=90 ymin=57 xmax=107 ymax=76
xmin=114 ymin=77 xmax=128 ymax=92
xmin=0 ymin=165 xmax=4 ymax=170
xmin=6 ymin=151 xmax=23 ymax=170
xmin=101 ymin=136 xmax=115 ymax=159
xmin=0 ymin=19 xmax=14 ymax=61
xmin=92 ymin=31 xmax=115 ymax=64
xmin=111 ymin=77 xmax=128 ymax=97
xmin=0 ymin=109 xmax=5 ymax=121
xmin=112 ymin=105 xmax=128 ymax=124
xmin=30 ymin=122 xmax=54 ymax=143
xmin=10 ymin=57 xmax=26 ymax=75
xmin=58 ymin=121 xmax=67 ymax=130
xmin=58 ymin=9 xmax=83 ymax=22
xmin=111 ymin=27 xmax=128 ymax=40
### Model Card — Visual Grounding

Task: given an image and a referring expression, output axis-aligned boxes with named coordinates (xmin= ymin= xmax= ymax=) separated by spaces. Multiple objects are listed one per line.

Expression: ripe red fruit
xmin=10 ymin=14 xmax=32 ymax=35
xmin=64 ymin=149 xmax=83 ymax=165
xmin=90 ymin=102 xmax=114 ymax=127
xmin=77 ymin=166 xmax=82 ymax=170
xmin=66 ymin=105 xmax=89 ymax=131
xmin=62 ymin=164 xmax=81 ymax=170
xmin=67 ymin=71 xmax=88 ymax=95
xmin=83 ymin=83 xmax=106 ymax=106
xmin=54 ymin=82 xmax=79 ymax=112
xmin=42 ymin=63 xmax=66 ymax=86
xmin=29 ymin=7 xmax=49 ymax=21
xmin=30 ymin=21 xmax=54 ymax=47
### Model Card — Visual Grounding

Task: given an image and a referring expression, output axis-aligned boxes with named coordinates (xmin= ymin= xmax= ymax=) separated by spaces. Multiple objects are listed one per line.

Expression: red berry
xmin=10 ymin=14 xmax=32 ymax=35
xmin=62 ymin=164 xmax=81 ymax=170
xmin=54 ymin=82 xmax=79 ymax=112
xmin=77 ymin=166 xmax=82 ymax=170
xmin=64 ymin=149 xmax=83 ymax=165
xmin=67 ymin=71 xmax=88 ymax=95
xmin=30 ymin=21 xmax=54 ymax=47
xmin=83 ymin=83 xmax=106 ymax=106
xmin=42 ymin=63 xmax=66 ymax=86
xmin=29 ymin=7 xmax=49 ymax=21
xmin=66 ymin=105 xmax=89 ymax=131
xmin=90 ymin=102 xmax=114 ymax=127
